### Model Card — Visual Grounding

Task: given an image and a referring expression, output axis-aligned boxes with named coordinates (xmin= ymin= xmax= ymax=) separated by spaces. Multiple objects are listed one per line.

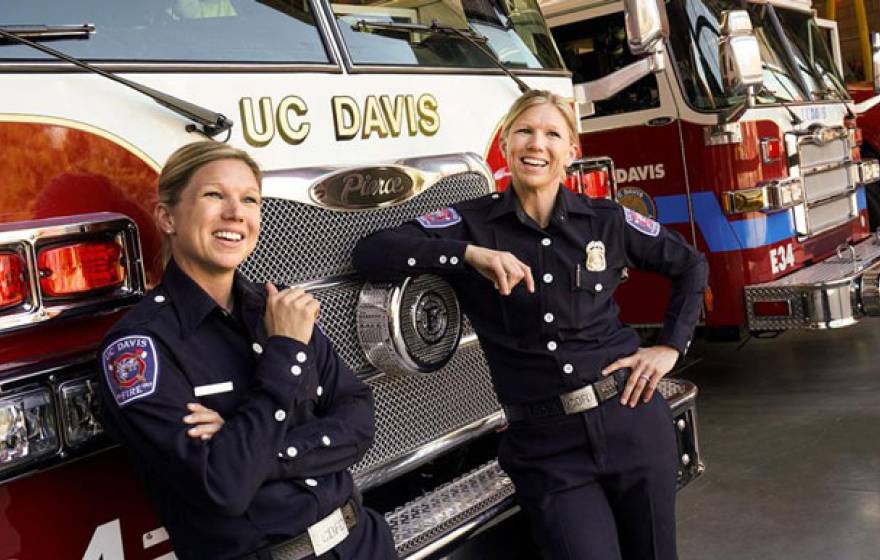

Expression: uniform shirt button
xmin=153 ymin=294 xmax=166 ymax=303
xmin=274 ymin=409 xmax=286 ymax=422
xmin=563 ymin=363 xmax=574 ymax=374
xmin=544 ymin=313 xmax=554 ymax=323
xmin=305 ymin=478 xmax=318 ymax=487
xmin=439 ymin=255 xmax=448 ymax=264
xmin=547 ymin=340 xmax=558 ymax=351
xmin=595 ymin=283 xmax=603 ymax=292
xmin=541 ymin=238 xmax=552 ymax=247
xmin=317 ymin=385 xmax=324 ymax=397
xmin=407 ymin=257 xmax=417 ymax=267
xmin=492 ymin=193 xmax=500 ymax=199
xmin=290 ymin=365 xmax=302 ymax=376
xmin=450 ymin=256 xmax=459 ymax=265
xmin=252 ymin=342 xmax=263 ymax=354
xmin=286 ymin=446 xmax=298 ymax=458
xmin=542 ymin=273 xmax=554 ymax=284
xmin=296 ymin=351 xmax=307 ymax=363
xmin=321 ymin=435 xmax=331 ymax=447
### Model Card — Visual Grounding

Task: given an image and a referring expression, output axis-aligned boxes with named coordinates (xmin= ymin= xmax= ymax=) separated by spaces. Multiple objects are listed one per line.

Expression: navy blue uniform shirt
xmin=353 ymin=187 xmax=707 ymax=405
xmin=97 ymin=260 xmax=375 ymax=560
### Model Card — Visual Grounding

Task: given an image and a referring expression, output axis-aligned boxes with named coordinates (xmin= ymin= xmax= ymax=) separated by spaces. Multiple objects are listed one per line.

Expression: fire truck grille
xmin=352 ymin=344 xmax=499 ymax=485
xmin=797 ymin=136 xmax=858 ymax=237
xmin=237 ymin=170 xmax=497 ymax=487
xmin=240 ymin=172 xmax=490 ymax=284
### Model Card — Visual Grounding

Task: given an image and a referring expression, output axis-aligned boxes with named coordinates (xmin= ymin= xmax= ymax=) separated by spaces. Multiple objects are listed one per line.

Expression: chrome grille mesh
xmin=240 ymin=173 xmax=489 ymax=284
xmin=352 ymin=344 xmax=499 ymax=482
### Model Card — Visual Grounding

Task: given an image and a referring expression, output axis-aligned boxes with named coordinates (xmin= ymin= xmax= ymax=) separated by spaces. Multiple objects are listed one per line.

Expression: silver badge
xmin=585 ymin=241 xmax=606 ymax=272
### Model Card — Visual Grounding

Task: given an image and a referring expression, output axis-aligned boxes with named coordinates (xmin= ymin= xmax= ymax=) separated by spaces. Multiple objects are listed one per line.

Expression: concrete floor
xmin=677 ymin=321 xmax=880 ymax=560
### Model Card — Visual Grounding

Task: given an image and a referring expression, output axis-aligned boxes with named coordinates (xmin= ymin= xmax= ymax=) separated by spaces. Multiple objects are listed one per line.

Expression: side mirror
xmin=872 ymin=32 xmax=880 ymax=94
xmin=623 ymin=0 xmax=666 ymax=55
xmin=719 ymin=10 xmax=763 ymax=97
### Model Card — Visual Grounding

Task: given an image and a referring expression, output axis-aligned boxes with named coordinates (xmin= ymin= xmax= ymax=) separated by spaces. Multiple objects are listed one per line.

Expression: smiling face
xmin=501 ymin=102 xmax=578 ymax=195
xmin=156 ymin=158 xmax=261 ymax=284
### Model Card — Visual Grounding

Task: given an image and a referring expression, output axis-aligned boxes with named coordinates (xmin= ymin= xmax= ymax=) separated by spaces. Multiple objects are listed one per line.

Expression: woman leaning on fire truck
xmin=97 ymin=141 xmax=397 ymax=560
xmin=353 ymin=89 xmax=708 ymax=560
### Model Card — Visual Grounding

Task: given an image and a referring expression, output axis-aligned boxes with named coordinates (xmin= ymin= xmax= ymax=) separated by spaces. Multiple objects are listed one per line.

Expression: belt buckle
xmin=560 ymin=385 xmax=598 ymax=414
xmin=307 ymin=506 xmax=349 ymax=556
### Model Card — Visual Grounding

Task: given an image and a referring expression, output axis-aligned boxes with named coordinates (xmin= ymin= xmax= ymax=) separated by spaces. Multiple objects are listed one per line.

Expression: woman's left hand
xmin=183 ymin=403 xmax=226 ymax=441
xmin=601 ymin=346 xmax=680 ymax=407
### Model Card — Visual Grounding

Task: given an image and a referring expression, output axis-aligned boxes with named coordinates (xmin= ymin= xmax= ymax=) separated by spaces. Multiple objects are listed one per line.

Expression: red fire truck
xmin=0 ymin=1 xmax=701 ymax=558
xmin=533 ymin=0 xmax=880 ymax=335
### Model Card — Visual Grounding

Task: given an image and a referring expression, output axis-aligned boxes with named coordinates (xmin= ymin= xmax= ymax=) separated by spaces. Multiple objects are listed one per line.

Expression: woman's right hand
xmin=264 ymin=282 xmax=320 ymax=344
xmin=464 ymin=245 xmax=534 ymax=296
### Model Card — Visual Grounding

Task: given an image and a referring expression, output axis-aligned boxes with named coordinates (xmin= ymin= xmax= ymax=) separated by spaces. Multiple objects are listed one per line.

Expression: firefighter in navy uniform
xmin=353 ymin=90 xmax=707 ymax=560
xmin=97 ymin=142 xmax=397 ymax=560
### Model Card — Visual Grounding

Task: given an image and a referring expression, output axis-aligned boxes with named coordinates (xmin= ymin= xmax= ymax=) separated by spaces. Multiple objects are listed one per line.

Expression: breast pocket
xmin=558 ymin=266 xmax=625 ymax=335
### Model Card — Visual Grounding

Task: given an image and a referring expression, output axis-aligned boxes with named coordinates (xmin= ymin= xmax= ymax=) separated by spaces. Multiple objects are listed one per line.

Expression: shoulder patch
xmin=416 ymin=207 xmax=461 ymax=229
xmin=102 ymin=335 xmax=160 ymax=407
xmin=623 ymin=207 xmax=660 ymax=237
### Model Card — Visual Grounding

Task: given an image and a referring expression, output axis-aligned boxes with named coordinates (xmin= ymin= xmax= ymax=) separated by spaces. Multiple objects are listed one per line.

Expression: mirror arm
xmin=574 ymin=49 xmax=664 ymax=105
xmin=854 ymin=94 xmax=880 ymax=115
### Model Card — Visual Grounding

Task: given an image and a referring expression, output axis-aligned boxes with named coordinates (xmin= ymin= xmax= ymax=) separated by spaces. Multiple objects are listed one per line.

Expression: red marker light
xmin=0 ymin=252 xmax=26 ymax=310
xmin=760 ymin=137 xmax=783 ymax=163
xmin=753 ymin=300 xmax=791 ymax=317
xmin=38 ymin=240 xmax=124 ymax=297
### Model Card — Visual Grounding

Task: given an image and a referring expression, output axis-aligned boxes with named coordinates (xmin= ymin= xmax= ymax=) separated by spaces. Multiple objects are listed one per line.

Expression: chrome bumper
xmin=744 ymin=234 xmax=880 ymax=330
xmin=386 ymin=379 xmax=702 ymax=558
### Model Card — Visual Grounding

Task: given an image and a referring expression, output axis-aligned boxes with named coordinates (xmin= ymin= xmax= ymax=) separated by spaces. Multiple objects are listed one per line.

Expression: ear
xmin=499 ymin=134 xmax=509 ymax=163
xmin=155 ymin=202 xmax=175 ymax=235
xmin=567 ymin=142 xmax=579 ymax=167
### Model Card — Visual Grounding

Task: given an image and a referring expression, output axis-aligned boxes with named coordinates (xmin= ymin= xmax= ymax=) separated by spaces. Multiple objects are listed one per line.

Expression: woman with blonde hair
xmin=354 ymin=89 xmax=707 ymax=559
xmin=98 ymin=141 xmax=396 ymax=560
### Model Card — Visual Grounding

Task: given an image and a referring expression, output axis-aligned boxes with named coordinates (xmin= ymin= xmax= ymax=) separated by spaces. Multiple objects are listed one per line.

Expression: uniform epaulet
xmin=114 ymin=287 xmax=172 ymax=330
xmin=456 ymin=192 xmax=500 ymax=211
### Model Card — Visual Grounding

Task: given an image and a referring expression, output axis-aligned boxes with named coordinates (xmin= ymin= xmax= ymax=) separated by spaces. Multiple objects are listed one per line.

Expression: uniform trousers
xmin=498 ymin=392 xmax=678 ymax=560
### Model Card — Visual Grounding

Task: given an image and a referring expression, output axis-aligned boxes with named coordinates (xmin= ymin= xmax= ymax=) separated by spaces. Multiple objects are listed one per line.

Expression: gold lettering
xmin=380 ymin=95 xmax=405 ymax=137
xmin=362 ymin=96 xmax=390 ymax=139
xmin=332 ymin=96 xmax=361 ymax=141
xmin=417 ymin=94 xmax=440 ymax=136
xmin=239 ymin=97 xmax=275 ymax=147
xmin=276 ymin=96 xmax=310 ymax=145
xmin=405 ymin=95 xmax=418 ymax=136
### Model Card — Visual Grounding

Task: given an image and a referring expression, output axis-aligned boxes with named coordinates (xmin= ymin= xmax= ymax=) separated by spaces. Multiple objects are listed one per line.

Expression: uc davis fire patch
xmin=623 ymin=207 xmax=660 ymax=237
xmin=417 ymin=207 xmax=461 ymax=229
xmin=102 ymin=335 xmax=159 ymax=407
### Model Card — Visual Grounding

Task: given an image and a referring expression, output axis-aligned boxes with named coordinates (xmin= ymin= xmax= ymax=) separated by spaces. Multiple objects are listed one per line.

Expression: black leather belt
xmin=241 ymin=499 xmax=358 ymax=560
xmin=502 ymin=368 xmax=630 ymax=423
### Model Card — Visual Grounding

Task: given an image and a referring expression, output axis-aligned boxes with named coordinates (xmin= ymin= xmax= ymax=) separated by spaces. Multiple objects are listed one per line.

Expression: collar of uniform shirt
xmin=486 ymin=184 xmax=595 ymax=228
xmin=162 ymin=259 xmax=264 ymax=339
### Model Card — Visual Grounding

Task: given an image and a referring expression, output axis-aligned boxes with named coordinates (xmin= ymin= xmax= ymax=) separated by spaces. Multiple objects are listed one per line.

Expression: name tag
xmin=193 ymin=381 xmax=233 ymax=397
xmin=307 ymin=507 xmax=349 ymax=556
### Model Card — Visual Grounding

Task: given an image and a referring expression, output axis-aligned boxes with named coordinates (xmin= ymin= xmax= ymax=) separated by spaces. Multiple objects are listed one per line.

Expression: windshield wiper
xmin=756 ymin=86 xmax=802 ymax=125
xmin=0 ymin=25 xmax=233 ymax=138
xmin=0 ymin=24 xmax=94 ymax=42
xmin=353 ymin=19 xmax=531 ymax=93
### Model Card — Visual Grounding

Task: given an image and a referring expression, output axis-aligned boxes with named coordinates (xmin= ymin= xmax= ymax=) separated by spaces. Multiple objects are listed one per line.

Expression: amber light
xmin=753 ymin=300 xmax=791 ymax=317
xmin=38 ymin=240 xmax=124 ymax=297
xmin=0 ymin=252 xmax=26 ymax=310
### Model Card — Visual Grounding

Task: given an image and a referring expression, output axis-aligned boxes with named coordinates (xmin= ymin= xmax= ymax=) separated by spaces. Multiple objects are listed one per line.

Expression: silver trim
xmin=354 ymin=411 xmax=504 ymax=491
xmin=0 ymin=213 xmax=146 ymax=333
xmin=262 ymin=153 xmax=493 ymax=209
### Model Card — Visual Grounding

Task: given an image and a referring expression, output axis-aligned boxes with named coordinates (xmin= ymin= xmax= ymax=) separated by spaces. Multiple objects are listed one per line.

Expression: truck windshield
xmin=0 ymin=0 xmax=328 ymax=64
xmin=774 ymin=7 xmax=847 ymax=100
xmin=331 ymin=0 xmax=562 ymax=69
xmin=665 ymin=0 xmax=842 ymax=111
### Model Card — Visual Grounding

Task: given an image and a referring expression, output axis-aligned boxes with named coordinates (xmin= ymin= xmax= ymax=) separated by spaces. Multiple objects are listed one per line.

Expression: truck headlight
xmin=0 ymin=387 xmax=59 ymax=475
xmin=58 ymin=377 xmax=103 ymax=447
